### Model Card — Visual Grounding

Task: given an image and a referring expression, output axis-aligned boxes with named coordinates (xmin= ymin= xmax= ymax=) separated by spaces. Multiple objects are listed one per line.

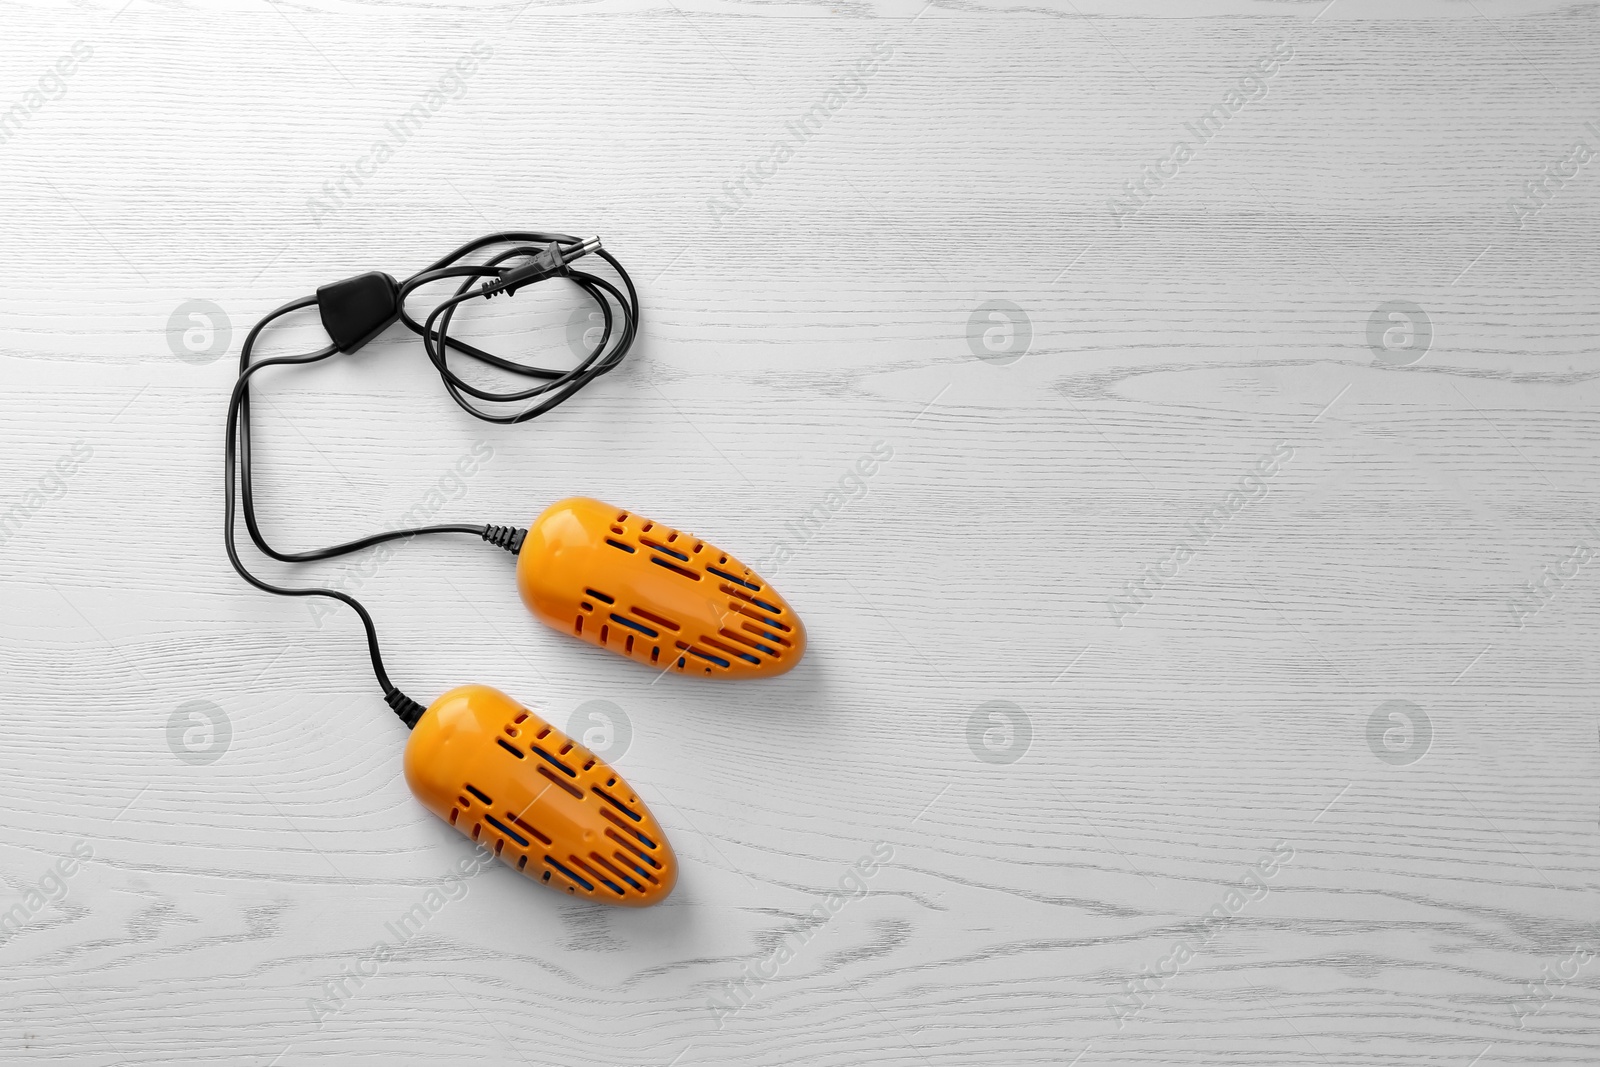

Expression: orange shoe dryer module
xmin=516 ymin=498 xmax=805 ymax=678
xmin=406 ymin=684 xmax=677 ymax=906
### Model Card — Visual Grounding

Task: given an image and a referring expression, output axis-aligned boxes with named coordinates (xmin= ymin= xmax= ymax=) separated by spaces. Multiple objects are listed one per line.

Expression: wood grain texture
xmin=1 ymin=0 xmax=1598 ymax=1064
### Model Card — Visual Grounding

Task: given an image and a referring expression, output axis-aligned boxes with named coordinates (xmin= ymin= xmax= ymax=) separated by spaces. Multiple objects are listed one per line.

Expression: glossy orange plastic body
xmin=516 ymin=497 xmax=805 ymax=678
xmin=404 ymin=684 xmax=676 ymax=906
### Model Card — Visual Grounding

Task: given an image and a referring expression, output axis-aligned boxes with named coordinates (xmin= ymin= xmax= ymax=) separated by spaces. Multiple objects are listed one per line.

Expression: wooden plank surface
xmin=1 ymin=0 xmax=1597 ymax=1063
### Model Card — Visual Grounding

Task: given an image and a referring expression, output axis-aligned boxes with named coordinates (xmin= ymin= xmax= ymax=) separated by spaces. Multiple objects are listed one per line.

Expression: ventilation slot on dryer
xmin=537 ymin=764 xmax=584 ymax=799
xmin=698 ymin=635 xmax=760 ymax=665
xmin=592 ymin=785 xmax=642 ymax=820
xmin=630 ymin=606 xmax=680 ymax=631
xmin=650 ymin=556 xmax=701 ymax=581
xmin=511 ymin=813 xmax=552 ymax=846
xmin=719 ymin=628 xmax=778 ymax=657
xmin=589 ymin=852 xmax=644 ymax=892
xmin=609 ymin=614 xmax=657 ymax=639
xmin=532 ymin=746 xmax=577 ymax=777
xmin=640 ymin=537 xmax=689 ymax=561
xmin=599 ymin=808 xmax=659 ymax=852
xmin=706 ymin=565 xmax=760 ymax=591
xmin=570 ymin=856 xmax=625 ymax=897
xmin=742 ymin=620 xmax=792 ymax=647
xmin=544 ymin=856 xmax=592 ymax=892
xmin=720 ymin=583 xmax=784 ymax=617
xmin=727 ymin=603 xmax=790 ymax=631
xmin=606 ymin=828 xmax=661 ymax=869
xmin=679 ymin=643 xmax=730 ymax=669
xmin=485 ymin=815 xmax=528 ymax=848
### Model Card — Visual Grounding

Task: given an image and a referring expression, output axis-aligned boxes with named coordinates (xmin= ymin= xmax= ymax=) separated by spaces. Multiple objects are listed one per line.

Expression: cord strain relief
xmin=483 ymin=524 xmax=527 ymax=555
xmin=385 ymin=687 xmax=428 ymax=729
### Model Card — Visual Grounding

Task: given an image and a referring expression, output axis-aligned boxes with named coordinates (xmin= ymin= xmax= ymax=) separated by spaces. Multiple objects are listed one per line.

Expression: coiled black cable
xmin=223 ymin=232 xmax=639 ymax=723
xmin=399 ymin=231 xmax=637 ymax=423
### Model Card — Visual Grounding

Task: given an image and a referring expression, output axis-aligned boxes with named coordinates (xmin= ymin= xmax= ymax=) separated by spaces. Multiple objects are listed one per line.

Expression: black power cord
xmin=223 ymin=232 xmax=639 ymax=727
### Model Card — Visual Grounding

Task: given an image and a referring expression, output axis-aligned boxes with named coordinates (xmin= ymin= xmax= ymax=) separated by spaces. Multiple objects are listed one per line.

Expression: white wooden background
xmin=1 ymin=0 xmax=1597 ymax=1063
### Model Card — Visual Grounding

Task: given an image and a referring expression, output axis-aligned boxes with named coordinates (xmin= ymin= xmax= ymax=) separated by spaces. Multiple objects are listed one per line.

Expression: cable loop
xmin=222 ymin=231 xmax=638 ymax=710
